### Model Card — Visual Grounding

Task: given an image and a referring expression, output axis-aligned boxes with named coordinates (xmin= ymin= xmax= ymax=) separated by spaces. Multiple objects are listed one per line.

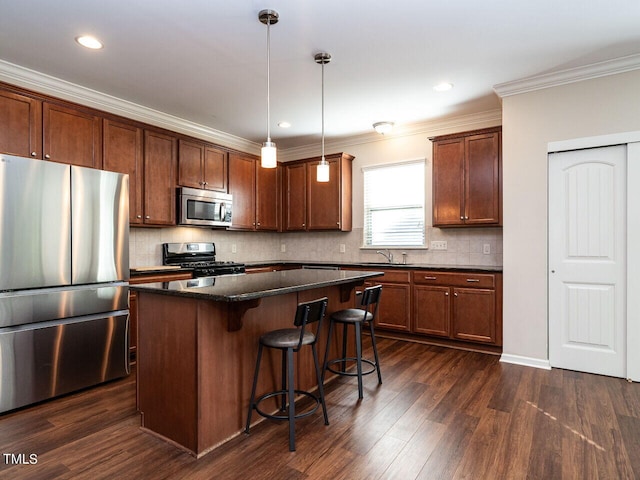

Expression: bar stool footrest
xmin=254 ymin=390 xmax=320 ymax=421
xmin=326 ymin=357 xmax=377 ymax=377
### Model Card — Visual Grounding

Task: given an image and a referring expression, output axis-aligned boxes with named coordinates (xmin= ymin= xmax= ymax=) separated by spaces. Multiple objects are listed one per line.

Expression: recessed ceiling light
xmin=433 ymin=82 xmax=453 ymax=92
xmin=75 ymin=35 xmax=103 ymax=50
xmin=278 ymin=121 xmax=291 ymax=128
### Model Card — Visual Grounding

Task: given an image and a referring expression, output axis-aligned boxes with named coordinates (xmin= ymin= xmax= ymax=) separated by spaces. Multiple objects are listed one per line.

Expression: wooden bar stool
xmin=245 ymin=297 xmax=329 ymax=451
xmin=322 ymin=285 xmax=383 ymax=399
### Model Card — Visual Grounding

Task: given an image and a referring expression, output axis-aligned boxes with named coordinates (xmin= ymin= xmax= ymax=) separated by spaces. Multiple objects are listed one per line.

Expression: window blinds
xmin=363 ymin=160 xmax=425 ymax=246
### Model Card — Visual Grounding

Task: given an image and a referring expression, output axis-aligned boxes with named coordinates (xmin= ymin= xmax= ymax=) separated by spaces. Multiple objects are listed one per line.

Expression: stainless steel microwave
xmin=178 ymin=187 xmax=232 ymax=227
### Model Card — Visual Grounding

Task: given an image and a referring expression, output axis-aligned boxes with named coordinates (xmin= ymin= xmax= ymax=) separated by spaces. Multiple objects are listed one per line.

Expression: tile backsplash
xmin=129 ymin=226 xmax=502 ymax=268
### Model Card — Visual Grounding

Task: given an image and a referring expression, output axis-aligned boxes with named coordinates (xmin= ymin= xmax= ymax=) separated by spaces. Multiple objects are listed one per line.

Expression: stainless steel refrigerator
xmin=0 ymin=154 xmax=130 ymax=414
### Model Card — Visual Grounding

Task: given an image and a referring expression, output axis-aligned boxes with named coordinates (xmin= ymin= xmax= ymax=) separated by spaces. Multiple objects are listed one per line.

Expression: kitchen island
xmin=132 ymin=268 xmax=383 ymax=457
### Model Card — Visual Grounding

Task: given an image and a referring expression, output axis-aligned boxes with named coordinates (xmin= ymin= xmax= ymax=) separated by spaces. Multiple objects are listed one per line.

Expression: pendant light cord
xmin=266 ymin=19 xmax=272 ymax=143
xmin=321 ymin=60 xmax=325 ymax=160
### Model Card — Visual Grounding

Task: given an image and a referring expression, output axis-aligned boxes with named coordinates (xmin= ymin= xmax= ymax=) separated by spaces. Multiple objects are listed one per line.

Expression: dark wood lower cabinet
xmin=413 ymin=285 xmax=451 ymax=337
xmin=452 ymin=287 xmax=496 ymax=343
xmin=356 ymin=270 xmax=411 ymax=333
xmin=351 ymin=268 xmax=502 ymax=349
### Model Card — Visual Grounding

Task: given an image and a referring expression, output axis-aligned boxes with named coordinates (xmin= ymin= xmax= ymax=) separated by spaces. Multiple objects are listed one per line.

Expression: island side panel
xmin=137 ymin=293 xmax=199 ymax=453
xmin=197 ymin=292 xmax=298 ymax=454
xmin=136 ymin=281 xmax=361 ymax=457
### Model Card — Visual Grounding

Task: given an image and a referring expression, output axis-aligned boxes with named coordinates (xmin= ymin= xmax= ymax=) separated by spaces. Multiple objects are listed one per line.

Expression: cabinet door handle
xmin=257 ymin=222 xmax=261 ymax=226
xmin=466 ymin=279 xmax=480 ymax=283
xmin=465 ymin=216 xmax=469 ymax=220
xmin=45 ymin=154 xmax=51 ymax=159
xmin=137 ymin=215 xmax=142 ymax=219
xmin=145 ymin=215 xmax=150 ymax=219
xmin=424 ymin=276 xmax=437 ymax=280
xmin=31 ymin=151 xmax=37 ymax=157
xmin=460 ymin=216 xmax=464 ymax=220
xmin=445 ymin=291 xmax=449 ymax=296
xmin=454 ymin=292 xmax=458 ymax=297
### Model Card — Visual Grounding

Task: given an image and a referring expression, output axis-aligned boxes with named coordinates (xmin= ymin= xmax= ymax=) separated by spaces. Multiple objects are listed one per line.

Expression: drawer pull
xmin=466 ymin=278 xmax=480 ymax=283
xmin=424 ymin=276 xmax=437 ymax=280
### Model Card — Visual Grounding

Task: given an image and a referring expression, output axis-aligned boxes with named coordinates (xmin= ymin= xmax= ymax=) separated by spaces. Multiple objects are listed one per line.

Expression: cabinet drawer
xmin=375 ymin=270 xmax=411 ymax=284
xmin=412 ymin=271 xmax=495 ymax=288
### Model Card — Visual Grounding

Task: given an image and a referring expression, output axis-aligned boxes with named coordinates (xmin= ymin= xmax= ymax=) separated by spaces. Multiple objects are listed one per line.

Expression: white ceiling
xmin=1 ymin=0 xmax=640 ymax=149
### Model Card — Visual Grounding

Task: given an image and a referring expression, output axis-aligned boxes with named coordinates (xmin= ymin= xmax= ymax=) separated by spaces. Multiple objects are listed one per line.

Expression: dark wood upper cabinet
xmin=43 ymin=102 xmax=102 ymax=168
xmin=0 ymin=89 xmax=42 ymax=158
xmin=178 ymin=139 xmax=227 ymax=192
xmin=283 ymin=152 xmax=353 ymax=232
xmin=283 ymin=162 xmax=307 ymax=231
xmin=431 ymin=126 xmax=501 ymax=227
xmin=228 ymin=152 xmax=279 ymax=231
xmin=227 ymin=152 xmax=256 ymax=230
xmin=255 ymin=162 xmax=279 ymax=231
xmin=103 ymin=119 xmax=144 ymax=224
xmin=143 ymin=130 xmax=177 ymax=225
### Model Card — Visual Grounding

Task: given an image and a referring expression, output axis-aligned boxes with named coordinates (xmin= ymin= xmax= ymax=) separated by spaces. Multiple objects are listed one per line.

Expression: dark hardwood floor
xmin=1 ymin=338 xmax=639 ymax=479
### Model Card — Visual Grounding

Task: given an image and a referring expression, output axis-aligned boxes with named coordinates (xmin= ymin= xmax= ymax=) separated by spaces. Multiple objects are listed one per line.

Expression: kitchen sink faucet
xmin=375 ymin=249 xmax=393 ymax=263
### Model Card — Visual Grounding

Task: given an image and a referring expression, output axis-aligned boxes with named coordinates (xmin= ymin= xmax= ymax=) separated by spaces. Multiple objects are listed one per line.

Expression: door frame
xmin=548 ymin=131 xmax=640 ymax=381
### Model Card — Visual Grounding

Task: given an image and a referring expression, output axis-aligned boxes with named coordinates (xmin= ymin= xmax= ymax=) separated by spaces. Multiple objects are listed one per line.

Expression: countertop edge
xmin=131 ymin=270 xmax=384 ymax=302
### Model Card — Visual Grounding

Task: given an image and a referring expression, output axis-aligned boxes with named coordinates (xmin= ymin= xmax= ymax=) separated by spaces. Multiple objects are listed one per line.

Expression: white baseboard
xmin=500 ymin=354 xmax=551 ymax=370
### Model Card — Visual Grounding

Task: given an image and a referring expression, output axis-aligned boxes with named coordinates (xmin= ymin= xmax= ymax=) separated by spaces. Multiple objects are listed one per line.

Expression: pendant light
xmin=315 ymin=52 xmax=331 ymax=182
xmin=259 ymin=9 xmax=279 ymax=168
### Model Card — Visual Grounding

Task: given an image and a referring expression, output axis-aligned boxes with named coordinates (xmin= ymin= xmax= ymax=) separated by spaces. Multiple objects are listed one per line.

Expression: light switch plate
xmin=231 ymin=244 xmax=237 ymax=253
xmin=430 ymin=240 xmax=448 ymax=250
xmin=483 ymin=243 xmax=491 ymax=254
xmin=339 ymin=244 xmax=346 ymax=253
xmin=280 ymin=244 xmax=286 ymax=253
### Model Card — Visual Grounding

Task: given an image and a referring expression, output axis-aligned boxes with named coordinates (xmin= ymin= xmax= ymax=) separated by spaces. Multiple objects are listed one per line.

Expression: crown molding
xmin=279 ymin=109 xmax=502 ymax=161
xmin=0 ymin=59 xmax=503 ymax=159
xmin=0 ymin=59 xmax=260 ymax=154
xmin=494 ymin=53 xmax=640 ymax=98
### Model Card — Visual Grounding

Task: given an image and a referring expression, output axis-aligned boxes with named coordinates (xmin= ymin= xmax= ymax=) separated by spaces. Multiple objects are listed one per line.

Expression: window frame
xmin=361 ymin=159 xmax=427 ymax=249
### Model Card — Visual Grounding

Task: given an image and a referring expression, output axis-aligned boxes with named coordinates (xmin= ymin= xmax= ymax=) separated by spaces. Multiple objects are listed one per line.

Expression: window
xmin=363 ymin=160 xmax=425 ymax=247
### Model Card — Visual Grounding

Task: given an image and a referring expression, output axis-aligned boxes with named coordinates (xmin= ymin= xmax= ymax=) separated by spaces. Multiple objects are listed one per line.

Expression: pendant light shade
xmin=315 ymin=52 xmax=331 ymax=183
xmin=259 ymin=9 xmax=279 ymax=168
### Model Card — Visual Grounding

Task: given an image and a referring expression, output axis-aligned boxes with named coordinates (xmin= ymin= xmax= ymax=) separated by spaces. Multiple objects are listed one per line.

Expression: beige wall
xmin=501 ymin=69 xmax=640 ymax=362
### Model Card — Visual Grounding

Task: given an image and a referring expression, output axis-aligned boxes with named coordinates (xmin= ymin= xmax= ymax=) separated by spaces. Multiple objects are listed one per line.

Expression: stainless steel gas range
xmin=162 ymin=242 xmax=245 ymax=277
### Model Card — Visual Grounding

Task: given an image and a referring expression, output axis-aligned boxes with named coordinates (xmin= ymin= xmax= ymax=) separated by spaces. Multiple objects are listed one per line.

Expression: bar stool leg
xmin=312 ymin=343 xmax=329 ymax=425
xmin=280 ymin=350 xmax=287 ymax=411
xmin=245 ymin=343 xmax=264 ymax=433
xmin=286 ymin=347 xmax=296 ymax=451
xmin=368 ymin=320 xmax=383 ymax=384
xmin=355 ymin=321 xmax=363 ymax=399
xmin=341 ymin=322 xmax=348 ymax=373
xmin=321 ymin=319 xmax=334 ymax=384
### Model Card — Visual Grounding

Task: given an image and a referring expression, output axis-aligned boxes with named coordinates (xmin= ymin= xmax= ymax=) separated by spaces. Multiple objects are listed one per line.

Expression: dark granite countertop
xmin=130 ymin=268 xmax=383 ymax=302
xmin=244 ymin=260 xmax=502 ymax=273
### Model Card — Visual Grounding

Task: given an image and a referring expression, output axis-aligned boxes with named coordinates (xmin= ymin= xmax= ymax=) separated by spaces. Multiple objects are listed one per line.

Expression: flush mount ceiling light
xmin=75 ymin=35 xmax=103 ymax=50
xmin=278 ymin=121 xmax=291 ymax=128
xmin=373 ymin=121 xmax=394 ymax=135
xmin=315 ymin=52 xmax=331 ymax=183
xmin=259 ymin=9 xmax=279 ymax=169
xmin=433 ymin=82 xmax=453 ymax=92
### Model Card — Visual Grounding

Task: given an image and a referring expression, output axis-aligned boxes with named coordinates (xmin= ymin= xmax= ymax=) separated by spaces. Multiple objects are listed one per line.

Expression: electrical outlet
xmin=430 ymin=240 xmax=448 ymax=250
xmin=483 ymin=243 xmax=491 ymax=255
xmin=280 ymin=243 xmax=286 ymax=253
xmin=231 ymin=244 xmax=237 ymax=254
xmin=339 ymin=244 xmax=346 ymax=253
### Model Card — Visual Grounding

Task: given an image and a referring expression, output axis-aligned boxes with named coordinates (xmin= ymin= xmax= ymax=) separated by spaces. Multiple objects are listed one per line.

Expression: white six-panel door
xmin=549 ymin=145 xmax=627 ymax=378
